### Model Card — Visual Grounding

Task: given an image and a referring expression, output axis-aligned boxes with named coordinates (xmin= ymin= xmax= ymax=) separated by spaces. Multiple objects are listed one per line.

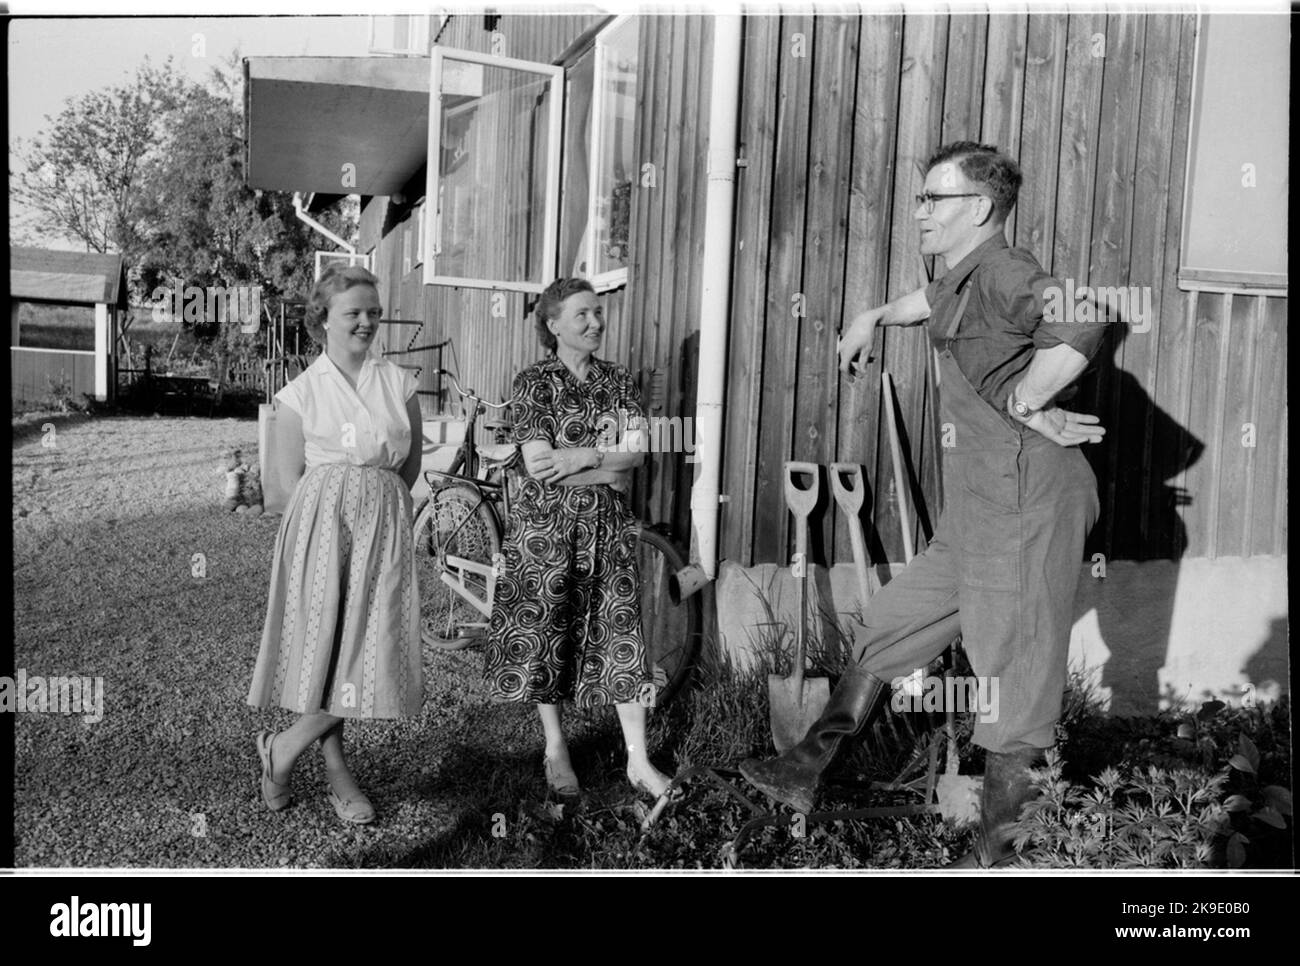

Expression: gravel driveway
xmin=11 ymin=412 xmax=622 ymax=869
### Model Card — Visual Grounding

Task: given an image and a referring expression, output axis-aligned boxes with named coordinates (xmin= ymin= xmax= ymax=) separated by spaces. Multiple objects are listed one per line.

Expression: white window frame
xmin=368 ymin=15 xmax=431 ymax=57
xmin=414 ymin=204 xmax=426 ymax=269
xmin=1176 ymin=13 xmax=1288 ymax=295
xmin=424 ymin=46 xmax=564 ymax=294
xmin=314 ymin=250 xmax=371 ymax=281
xmin=584 ymin=15 xmax=636 ymax=293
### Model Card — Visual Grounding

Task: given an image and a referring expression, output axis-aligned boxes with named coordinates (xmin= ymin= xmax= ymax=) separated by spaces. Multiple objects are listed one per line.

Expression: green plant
xmin=1012 ymin=751 xmax=1225 ymax=868
xmin=46 ymin=374 xmax=79 ymax=414
xmin=1013 ymin=700 xmax=1293 ymax=870
xmin=1218 ymin=732 xmax=1293 ymax=868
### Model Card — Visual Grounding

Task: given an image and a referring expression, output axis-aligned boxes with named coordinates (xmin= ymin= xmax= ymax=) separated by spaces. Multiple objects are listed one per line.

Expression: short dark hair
xmin=534 ymin=277 xmax=595 ymax=352
xmin=925 ymin=141 xmax=1022 ymax=222
xmin=304 ymin=264 xmax=380 ymax=344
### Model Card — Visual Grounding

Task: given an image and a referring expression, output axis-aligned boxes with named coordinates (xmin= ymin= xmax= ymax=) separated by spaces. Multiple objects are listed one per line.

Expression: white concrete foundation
xmin=716 ymin=555 xmax=1288 ymax=716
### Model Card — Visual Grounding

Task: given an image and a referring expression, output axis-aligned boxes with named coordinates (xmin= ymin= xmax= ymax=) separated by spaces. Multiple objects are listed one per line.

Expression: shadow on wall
xmin=1076 ymin=304 xmax=1207 ymax=714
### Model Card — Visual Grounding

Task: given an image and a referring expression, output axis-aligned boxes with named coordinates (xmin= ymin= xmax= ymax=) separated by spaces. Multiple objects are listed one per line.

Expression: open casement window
xmin=424 ymin=48 xmax=563 ymax=294
xmin=559 ymin=15 xmax=639 ymax=292
xmin=1178 ymin=14 xmax=1288 ymax=294
xmin=425 ymin=20 xmax=640 ymax=295
xmin=315 ymin=250 xmax=372 ymax=281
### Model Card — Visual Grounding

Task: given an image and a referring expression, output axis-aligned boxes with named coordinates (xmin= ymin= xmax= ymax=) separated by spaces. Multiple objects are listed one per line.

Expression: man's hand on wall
xmin=838 ymin=308 xmax=885 ymax=376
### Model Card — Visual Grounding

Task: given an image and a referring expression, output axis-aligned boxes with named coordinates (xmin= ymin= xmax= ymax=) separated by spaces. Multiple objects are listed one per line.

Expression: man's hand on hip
xmin=1018 ymin=406 xmax=1106 ymax=447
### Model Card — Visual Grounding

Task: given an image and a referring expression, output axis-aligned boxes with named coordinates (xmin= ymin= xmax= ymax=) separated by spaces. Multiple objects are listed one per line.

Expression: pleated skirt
xmin=247 ymin=463 xmax=424 ymax=719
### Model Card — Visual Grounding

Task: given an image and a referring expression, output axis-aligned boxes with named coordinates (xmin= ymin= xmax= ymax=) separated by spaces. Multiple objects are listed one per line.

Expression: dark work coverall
xmin=853 ymin=234 xmax=1105 ymax=752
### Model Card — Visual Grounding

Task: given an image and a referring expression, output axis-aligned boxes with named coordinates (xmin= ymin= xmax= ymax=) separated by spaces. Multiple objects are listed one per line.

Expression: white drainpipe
xmin=292 ymin=192 xmax=355 ymax=254
xmin=678 ymin=12 xmax=742 ymax=595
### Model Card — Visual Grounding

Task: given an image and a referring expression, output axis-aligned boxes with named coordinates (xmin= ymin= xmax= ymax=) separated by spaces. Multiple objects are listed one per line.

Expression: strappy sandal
xmin=544 ymin=757 xmax=581 ymax=798
xmin=256 ymin=730 xmax=292 ymax=812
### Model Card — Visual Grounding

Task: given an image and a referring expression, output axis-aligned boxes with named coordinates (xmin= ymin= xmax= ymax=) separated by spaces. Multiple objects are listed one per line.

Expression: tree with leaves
xmin=14 ymin=52 xmax=358 ymax=400
xmin=12 ymin=58 xmax=186 ymax=267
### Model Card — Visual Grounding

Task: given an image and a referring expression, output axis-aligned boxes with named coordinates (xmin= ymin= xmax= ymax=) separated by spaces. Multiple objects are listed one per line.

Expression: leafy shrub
xmin=1013 ymin=701 xmax=1293 ymax=870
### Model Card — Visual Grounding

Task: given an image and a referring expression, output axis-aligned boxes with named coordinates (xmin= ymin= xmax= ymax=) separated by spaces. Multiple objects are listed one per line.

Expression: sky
xmin=8 ymin=15 xmax=374 ymax=249
xmin=9 ymin=15 xmax=370 ymax=147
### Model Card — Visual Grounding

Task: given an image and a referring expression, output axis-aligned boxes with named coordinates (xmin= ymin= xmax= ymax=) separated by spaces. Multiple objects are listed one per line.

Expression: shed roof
xmin=10 ymin=247 xmax=127 ymax=305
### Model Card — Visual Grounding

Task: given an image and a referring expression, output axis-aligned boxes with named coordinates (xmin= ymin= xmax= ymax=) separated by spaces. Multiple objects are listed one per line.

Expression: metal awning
xmin=244 ymin=56 xmax=429 ymax=196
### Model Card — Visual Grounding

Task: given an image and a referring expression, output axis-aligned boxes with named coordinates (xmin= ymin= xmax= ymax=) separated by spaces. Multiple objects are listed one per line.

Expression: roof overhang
xmin=10 ymin=248 xmax=126 ymax=304
xmin=244 ymin=56 xmax=429 ymax=197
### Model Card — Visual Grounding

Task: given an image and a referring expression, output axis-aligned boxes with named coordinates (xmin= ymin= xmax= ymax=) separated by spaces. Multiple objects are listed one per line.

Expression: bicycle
xmin=412 ymin=368 xmax=702 ymax=709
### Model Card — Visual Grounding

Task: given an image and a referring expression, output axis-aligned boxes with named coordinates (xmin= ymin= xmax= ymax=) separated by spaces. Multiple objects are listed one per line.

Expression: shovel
xmin=829 ymin=462 xmax=882 ymax=613
xmin=770 ymin=462 xmax=831 ymax=754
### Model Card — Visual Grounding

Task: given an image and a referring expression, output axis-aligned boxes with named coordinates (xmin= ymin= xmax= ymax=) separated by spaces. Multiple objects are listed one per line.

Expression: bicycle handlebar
xmin=432 ymin=368 xmax=510 ymax=410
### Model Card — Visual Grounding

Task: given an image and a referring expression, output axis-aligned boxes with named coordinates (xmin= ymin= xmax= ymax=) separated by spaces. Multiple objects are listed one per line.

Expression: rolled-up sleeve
xmin=995 ymin=261 xmax=1107 ymax=362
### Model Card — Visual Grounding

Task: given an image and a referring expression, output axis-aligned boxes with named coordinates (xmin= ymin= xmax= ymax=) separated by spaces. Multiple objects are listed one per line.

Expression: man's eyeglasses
xmin=915 ymin=192 xmax=984 ymax=215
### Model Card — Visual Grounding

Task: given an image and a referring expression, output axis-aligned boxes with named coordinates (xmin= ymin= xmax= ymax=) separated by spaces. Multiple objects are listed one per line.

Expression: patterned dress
xmin=247 ymin=353 xmax=424 ymax=719
xmin=484 ymin=357 xmax=651 ymax=708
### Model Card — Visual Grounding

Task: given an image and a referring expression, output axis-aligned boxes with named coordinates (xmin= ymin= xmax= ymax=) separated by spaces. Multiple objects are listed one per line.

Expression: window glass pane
xmin=435 ymin=57 xmax=556 ymax=286
xmin=16 ymin=301 xmax=95 ymax=351
xmin=559 ymin=49 xmax=595 ymax=277
xmin=1180 ymin=14 xmax=1288 ymax=285
xmin=315 ymin=251 xmax=369 ymax=280
xmin=593 ymin=19 xmax=638 ymax=276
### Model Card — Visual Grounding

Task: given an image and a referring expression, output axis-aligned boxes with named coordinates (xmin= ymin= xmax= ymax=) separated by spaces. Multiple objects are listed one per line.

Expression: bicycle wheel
xmin=635 ymin=524 xmax=702 ymax=709
xmin=413 ymin=485 xmax=500 ymax=650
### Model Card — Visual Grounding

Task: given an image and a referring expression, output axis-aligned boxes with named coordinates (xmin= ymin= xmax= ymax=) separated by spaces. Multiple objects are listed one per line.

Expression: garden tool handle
xmin=783 ymin=461 xmax=820 ymax=516
xmin=881 ymin=372 xmax=915 ymax=564
xmin=830 ymin=462 xmax=874 ymax=608
xmin=790 ymin=500 xmax=809 ymax=693
xmin=784 ymin=462 xmax=818 ymax=690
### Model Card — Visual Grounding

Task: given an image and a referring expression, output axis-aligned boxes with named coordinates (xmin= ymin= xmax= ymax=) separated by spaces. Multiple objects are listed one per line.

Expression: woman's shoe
xmin=326 ymin=787 xmax=376 ymax=825
xmin=626 ymin=764 xmax=682 ymax=802
xmin=256 ymin=730 xmax=292 ymax=812
xmin=544 ymin=757 xmax=581 ymax=798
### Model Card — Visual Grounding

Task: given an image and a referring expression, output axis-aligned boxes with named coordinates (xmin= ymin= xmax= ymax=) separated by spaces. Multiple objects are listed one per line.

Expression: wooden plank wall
xmin=722 ymin=10 xmax=1285 ymax=566
xmin=360 ymin=11 xmax=1285 ymax=563
xmin=624 ymin=15 xmax=714 ymax=536
xmin=10 ymin=349 xmax=96 ymax=406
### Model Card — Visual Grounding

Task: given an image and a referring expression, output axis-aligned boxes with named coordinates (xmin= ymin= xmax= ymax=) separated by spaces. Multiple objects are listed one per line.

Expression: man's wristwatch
xmin=1008 ymin=385 xmax=1039 ymax=422
xmin=592 ymin=448 xmax=606 ymax=469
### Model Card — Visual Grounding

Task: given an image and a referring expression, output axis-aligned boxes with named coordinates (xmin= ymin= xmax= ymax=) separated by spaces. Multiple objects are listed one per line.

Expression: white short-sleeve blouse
xmin=275 ymin=353 xmax=418 ymax=471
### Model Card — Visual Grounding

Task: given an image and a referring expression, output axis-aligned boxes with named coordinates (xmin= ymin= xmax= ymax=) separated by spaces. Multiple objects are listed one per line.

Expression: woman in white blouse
xmin=247 ymin=264 xmax=424 ymax=825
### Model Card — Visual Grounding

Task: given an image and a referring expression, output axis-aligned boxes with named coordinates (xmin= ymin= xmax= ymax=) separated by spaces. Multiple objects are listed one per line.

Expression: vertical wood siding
xmin=361 ymin=11 xmax=1284 ymax=563
xmin=718 ymin=10 xmax=1283 ymax=565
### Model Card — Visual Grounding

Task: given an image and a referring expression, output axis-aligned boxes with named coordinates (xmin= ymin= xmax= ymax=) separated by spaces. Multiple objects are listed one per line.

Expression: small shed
xmin=9 ymin=246 xmax=128 ymax=406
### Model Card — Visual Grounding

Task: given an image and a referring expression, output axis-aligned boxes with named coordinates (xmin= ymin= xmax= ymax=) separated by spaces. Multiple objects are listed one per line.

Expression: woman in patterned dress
xmin=484 ymin=277 xmax=673 ymax=799
xmin=247 ymin=264 xmax=424 ymax=824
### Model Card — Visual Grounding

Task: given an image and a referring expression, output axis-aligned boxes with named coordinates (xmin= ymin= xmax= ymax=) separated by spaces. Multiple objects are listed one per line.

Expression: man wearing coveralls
xmin=740 ymin=142 xmax=1107 ymax=868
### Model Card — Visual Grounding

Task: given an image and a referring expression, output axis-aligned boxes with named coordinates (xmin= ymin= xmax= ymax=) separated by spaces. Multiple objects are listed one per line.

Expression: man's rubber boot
xmin=738 ymin=665 xmax=887 ymax=814
xmin=946 ymin=746 xmax=1044 ymax=868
